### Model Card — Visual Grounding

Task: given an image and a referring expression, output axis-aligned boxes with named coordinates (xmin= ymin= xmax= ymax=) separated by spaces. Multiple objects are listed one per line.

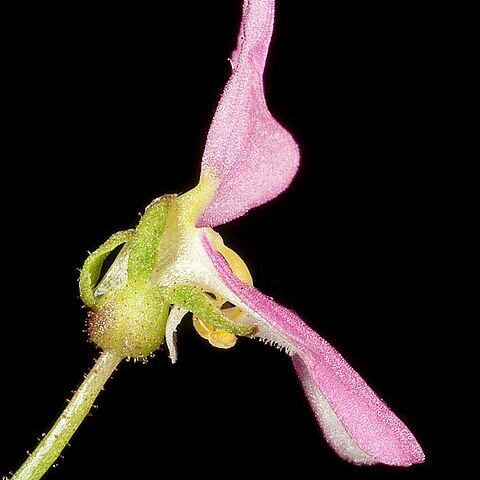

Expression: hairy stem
xmin=11 ymin=350 xmax=123 ymax=480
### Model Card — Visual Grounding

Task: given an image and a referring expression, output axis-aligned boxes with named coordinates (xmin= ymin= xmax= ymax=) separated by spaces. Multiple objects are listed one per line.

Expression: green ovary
xmin=88 ymin=282 xmax=169 ymax=359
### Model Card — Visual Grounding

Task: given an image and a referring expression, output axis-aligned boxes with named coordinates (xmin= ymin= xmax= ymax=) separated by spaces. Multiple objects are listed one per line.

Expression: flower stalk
xmin=11 ymin=351 xmax=122 ymax=480
xmin=7 ymin=0 xmax=424 ymax=476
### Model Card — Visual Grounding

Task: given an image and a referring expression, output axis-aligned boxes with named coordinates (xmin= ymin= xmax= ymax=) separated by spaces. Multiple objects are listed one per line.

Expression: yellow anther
xmin=192 ymin=316 xmax=215 ymax=340
xmin=193 ymin=315 xmax=237 ymax=349
xmin=206 ymin=230 xmax=253 ymax=285
xmin=209 ymin=329 xmax=237 ymax=349
xmin=221 ymin=302 xmax=244 ymax=321
xmin=191 ymin=229 xmax=254 ymax=350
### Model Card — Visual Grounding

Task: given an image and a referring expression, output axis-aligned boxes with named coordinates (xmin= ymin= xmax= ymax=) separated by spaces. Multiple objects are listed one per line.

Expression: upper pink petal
xmin=197 ymin=0 xmax=300 ymax=227
xmin=201 ymin=234 xmax=425 ymax=466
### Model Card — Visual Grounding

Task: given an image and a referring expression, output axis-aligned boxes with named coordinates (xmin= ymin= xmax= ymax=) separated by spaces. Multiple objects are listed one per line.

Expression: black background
xmin=2 ymin=1 xmax=436 ymax=479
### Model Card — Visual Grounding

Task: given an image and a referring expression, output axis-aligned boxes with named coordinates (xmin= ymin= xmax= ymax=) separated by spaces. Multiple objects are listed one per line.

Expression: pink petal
xmin=197 ymin=0 xmax=300 ymax=227
xmin=201 ymin=234 xmax=425 ymax=466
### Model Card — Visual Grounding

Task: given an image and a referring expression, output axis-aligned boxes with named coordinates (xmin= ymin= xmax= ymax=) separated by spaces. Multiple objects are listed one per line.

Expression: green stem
xmin=11 ymin=350 xmax=123 ymax=480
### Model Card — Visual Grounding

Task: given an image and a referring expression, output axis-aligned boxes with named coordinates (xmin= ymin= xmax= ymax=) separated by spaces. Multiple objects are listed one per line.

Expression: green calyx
xmin=88 ymin=281 xmax=168 ymax=359
xmin=79 ymin=229 xmax=135 ymax=309
xmin=79 ymin=192 xmax=256 ymax=361
xmin=165 ymin=285 xmax=255 ymax=338
xmin=80 ymin=196 xmax=172 ymax=360
xmin=128 ymin=197 xmax=169 ymax=281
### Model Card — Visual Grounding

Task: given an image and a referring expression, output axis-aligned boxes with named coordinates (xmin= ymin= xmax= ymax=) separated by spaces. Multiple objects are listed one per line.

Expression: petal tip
xmin=197 ymin=0 xmax=299 ymax=227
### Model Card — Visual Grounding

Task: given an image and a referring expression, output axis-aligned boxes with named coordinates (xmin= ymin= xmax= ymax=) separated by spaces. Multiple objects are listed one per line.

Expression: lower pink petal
xmin=202 ymin=233 xmax=425 ymax=466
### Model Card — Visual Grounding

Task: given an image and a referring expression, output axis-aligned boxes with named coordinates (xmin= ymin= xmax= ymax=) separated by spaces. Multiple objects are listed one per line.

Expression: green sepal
xmin=88 ymin=281 xmax=169 ymax=359
xmin=165 ymin=285 xmax=256 ymax=337
xmin=128 ymin=198 xmax=169 ymax=282
xmin=79 ymin=230 xmax=134 ymax=309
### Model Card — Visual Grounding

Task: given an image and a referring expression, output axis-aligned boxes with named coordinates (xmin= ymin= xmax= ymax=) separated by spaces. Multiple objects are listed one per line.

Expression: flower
xmin=80 ymin=0 xmax=424 ymax=467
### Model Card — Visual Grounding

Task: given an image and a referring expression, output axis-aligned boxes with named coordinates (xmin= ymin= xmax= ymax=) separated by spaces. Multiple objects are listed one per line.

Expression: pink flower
xmin=157 ymin=0 xmax=425 ymax=467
